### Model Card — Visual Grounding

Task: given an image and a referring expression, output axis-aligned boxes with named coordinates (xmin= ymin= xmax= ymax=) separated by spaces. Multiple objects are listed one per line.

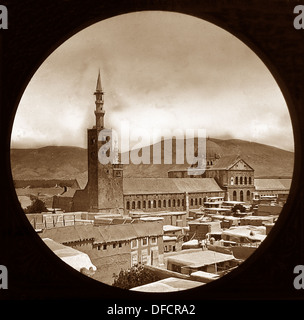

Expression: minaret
xmin=94 ymin=70 xmax=105 ymax=130
xmin=85 ymin=71 xmax=124 ymax=213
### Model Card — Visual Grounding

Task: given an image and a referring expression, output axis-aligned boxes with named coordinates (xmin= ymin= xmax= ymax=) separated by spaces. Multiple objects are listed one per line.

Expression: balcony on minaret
xmin=113 ymin=163 xmax=123 ymax=178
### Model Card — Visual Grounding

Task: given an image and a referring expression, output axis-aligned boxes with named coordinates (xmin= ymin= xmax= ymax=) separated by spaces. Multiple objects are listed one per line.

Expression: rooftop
xmin=222 ymin=226 xmax=266 ymax=241
xmin=40 ymin=221 xmax=164 ymax=245
xmin=254 ymin=178 xmax=292 ymax=191
xmin=167 ymin=249 xmax=235 ymax=268
xmin=130 ymin=277 xmax=204 ymax=292
xmin=123 ymin=177 xmax=223 ymax=195
xmin=42 ymin=238 xmax=96 ymax=272
xmin=209 ymin=155 xmax=254 ymax=170
xmin=163 ymin=225 xmax=183 ymax=232
xmin=14 ymin=179 xmax=80 ymax=189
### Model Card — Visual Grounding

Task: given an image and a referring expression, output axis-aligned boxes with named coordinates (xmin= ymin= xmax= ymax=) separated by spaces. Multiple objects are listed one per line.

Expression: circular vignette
xmin=4 ymin=2 xmax=302 ymax=299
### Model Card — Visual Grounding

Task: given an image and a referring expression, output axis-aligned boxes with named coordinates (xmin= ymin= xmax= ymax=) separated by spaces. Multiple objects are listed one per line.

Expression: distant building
xmin=221 ymin=225 xmax=266 ymax=244
xmin=255 ymin=204 xmax=283 ymax=216
xmin=188 ymin=221 xmax=222 ymax=241
xmin=166 ymin=249 xmax=237 ymax=275
xmin=253 ymin=178 xmax=291 ymax=203
xmin=163 ymin=225 xmax=184 ymax=252
xmin=123 ymin=177 xmax=225 ymax=213
xmin=14 ymin=179 xmax=80 ymax=189
xmin=40 ymin=221 xmax=164 ymax=285
xmin=205 ymin=155 xmax=255 ymax=203
xmin=130 ymin=211 xmax=188 ymax=228
xmin=42 ymin=237 xmax=96 ymax=273
xmin=169 ymin=155 xmax=255 ymax=203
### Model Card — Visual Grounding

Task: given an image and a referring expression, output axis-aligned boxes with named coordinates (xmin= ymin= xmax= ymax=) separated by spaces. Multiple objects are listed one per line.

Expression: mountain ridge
xmin=10 ymin=138 xmax=294 ymax=188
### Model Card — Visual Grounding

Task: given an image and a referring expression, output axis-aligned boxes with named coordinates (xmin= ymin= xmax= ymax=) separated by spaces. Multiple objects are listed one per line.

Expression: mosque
xmin=52 ymin=72 xmax=290 ymax=214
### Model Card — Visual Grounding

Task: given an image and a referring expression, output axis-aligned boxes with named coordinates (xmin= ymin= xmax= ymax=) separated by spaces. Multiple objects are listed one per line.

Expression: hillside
xmin=10 ymin=146 xmax=88 ymax=188
xmin=10 ymin=138 xmax=294 ymax=186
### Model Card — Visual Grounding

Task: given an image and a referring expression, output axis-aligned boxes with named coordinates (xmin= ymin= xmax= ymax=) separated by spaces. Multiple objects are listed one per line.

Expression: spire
xmin=94 ymin=70 xmax=105 ymax=130
xmin=96 ymin=69 xmax=102 ymax=92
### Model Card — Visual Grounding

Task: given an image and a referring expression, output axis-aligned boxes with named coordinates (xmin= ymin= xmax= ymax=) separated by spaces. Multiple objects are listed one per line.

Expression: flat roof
xmin=204 ymin=201 xmax=223 ymax=204
xmin=167 ymin=250 xmax=235 ymax=268
xmin=163 ymin=235 xmax=177 ymax=241
xmin=140 ymin=217 xmax=164 ymax=221
xmin=204 ymin=207 xmax=231 ymax=211
xmin=222 ymin=226 xmax=266 ymax=241
xmin=131 ymin=277 xmax=204 ymax=292
xmin=191 ymin=270 xmax=220 ymax=280
xmin=163 ymin=225 xmax=183 ymax=232
xmin=222 ymin=201 xmax=245 ymax=204
xmin=42 ymin=238 xmax=96 ymax=272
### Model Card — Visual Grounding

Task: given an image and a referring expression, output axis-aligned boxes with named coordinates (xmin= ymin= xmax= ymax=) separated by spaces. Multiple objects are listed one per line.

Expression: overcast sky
xmin=11 ymin=11 xmax=294 ymax=152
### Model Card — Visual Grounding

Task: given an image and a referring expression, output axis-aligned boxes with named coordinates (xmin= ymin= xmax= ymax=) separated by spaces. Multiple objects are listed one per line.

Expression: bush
xmin=24 ymin=198 xmax=48 ymax=214
xmin=112 ymin=264 xmax=160 ymax=290
xmin=231 ymin=203 xmax=246 ymax=213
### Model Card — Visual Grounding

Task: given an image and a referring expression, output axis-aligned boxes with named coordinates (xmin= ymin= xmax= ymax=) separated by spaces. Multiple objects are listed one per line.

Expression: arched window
xmin=233 ymin=191 xmax=237 ymax=201
xmin=148 ymin=200 xmax=151 ymax=209
xmin=163 ymin=199 xmax=166 ymax=207
xmin=132 ymin=201 xmax=135 ymax=209
xmin=168 ymin=199 xmax=171 ymax=207
xmin=143 ymin=200 xmax=146 ymax=209
xmin=249 ymin=177 xmax=252 ymax=185
xmin=177 ymin=199 xmax=180 ymax=207
xmin=190 ymin=198 xmax=194 ymax=206
xmin=244 ymin=177 xmax=247 ymax=185
xmin=137 ymin=201 xmax=141 ymax=209
xmin=126 ymin=201 xmax=130 ymax=210
xmin=247 ymin=190 xmax=251 ymax=201
xmin=158 ymin=200 xmax=162 ymax=208
xmin=240 ymin=177 xmax=243 ymax=184
xmin=235 ymin=177 xmax=238 ymax=185
xmin=153 ymin=200 xmax=156 ymax=208
xmin=240 ymin=190 xmax=244 ymax=202
xmin=195 ymin=198 xmax=198 ymax=205
xmin=173 ymin=199 xmax=176 ymax=207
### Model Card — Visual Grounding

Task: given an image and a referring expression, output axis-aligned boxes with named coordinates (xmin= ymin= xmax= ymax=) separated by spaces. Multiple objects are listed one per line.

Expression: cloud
xmin=11 ymin=11 xmax=293 ymax=152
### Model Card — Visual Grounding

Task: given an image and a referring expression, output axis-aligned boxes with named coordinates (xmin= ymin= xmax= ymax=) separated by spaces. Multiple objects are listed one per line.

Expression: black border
xmin=1 ymin=0 xmax=304 ymax=303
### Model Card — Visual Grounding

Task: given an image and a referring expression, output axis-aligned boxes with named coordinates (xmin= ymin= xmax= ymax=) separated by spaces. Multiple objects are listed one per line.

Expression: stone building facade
xmin=40 ymin=222 xmax=164 ymax=285
xmin=204 ymin=155 xmax=255 ymax=202
xmin=168 ymin=155 xmax=255 ymax=203
xmin=123 ymin=177 xmax=225 ymax=213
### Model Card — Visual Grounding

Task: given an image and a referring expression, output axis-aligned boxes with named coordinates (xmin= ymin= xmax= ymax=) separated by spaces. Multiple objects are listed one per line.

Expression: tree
xmin=112 ymin=264 xmax=160 ymax=290
xmin=24 ymin=198 xmax=48 ymax=214
xmin=231 ymin=203 xmax=246 ymax=213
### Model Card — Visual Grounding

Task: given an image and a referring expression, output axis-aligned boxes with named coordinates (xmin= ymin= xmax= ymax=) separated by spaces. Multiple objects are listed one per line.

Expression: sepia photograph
xmin=10 ymin=11 xmax=294 ymax=292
